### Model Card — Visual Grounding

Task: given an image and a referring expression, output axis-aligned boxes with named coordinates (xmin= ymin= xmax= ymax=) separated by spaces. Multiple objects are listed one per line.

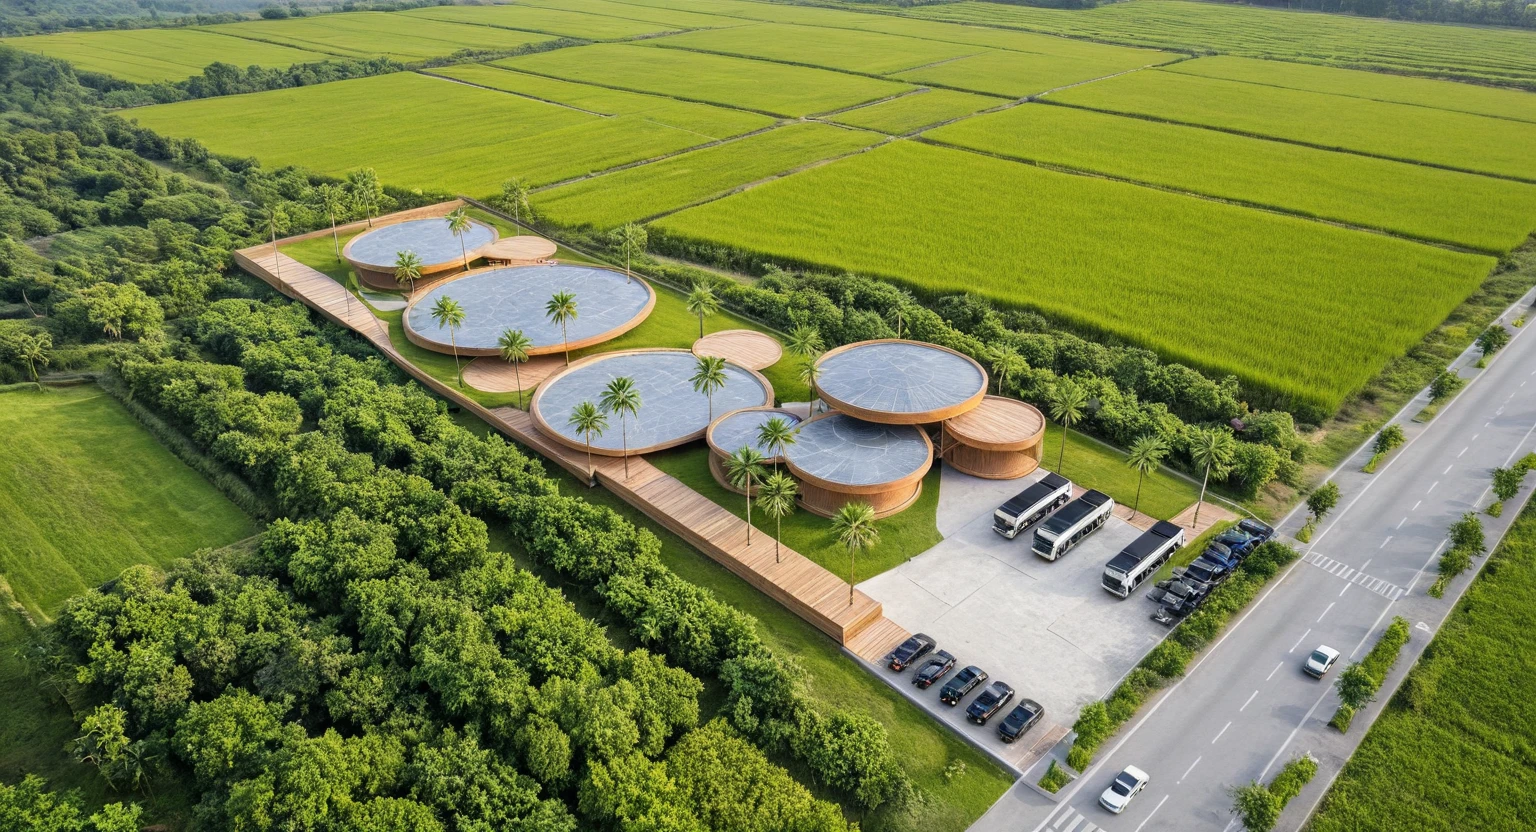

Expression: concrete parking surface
xmin=858 ymin=466 xmax=1170 ymax=772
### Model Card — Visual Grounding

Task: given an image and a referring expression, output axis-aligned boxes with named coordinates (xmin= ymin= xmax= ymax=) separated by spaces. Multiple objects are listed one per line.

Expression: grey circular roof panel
xmin=348 ymin=218 xmax=496 ymax=270
xmin=817 ymin=341 xmax=985 ymax=415
xmin=785 ymin=413 xmax=929 ymax=487
xmin=407 ymin=265 xmax=652 ymax=351
xmin=711 ymin=409 xmax=802 ymax=458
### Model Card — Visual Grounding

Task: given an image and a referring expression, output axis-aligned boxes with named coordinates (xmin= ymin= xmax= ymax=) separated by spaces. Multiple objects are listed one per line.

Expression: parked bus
xmin=1101 ymin=521 xmax=1186 ymax=597
xmin=993 ymin=472 xmax=1073 ymax=539
xmin=1031 ymin=489 xmax=1113 ymax=561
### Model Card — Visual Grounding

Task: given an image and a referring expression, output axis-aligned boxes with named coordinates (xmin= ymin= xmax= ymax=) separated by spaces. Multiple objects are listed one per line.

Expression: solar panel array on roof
xmin=348 ymin=217 xmax=496 ymax=269
xmin=1040 ymin=489 xmax=1110 ymax=535
xmin=816 ymin=341 xmax=984 ymax=414
xmin=999 ymin=471 xmax=1071 ymax=516
xmin=1107 ymin=521 xmax=1184 ymax=573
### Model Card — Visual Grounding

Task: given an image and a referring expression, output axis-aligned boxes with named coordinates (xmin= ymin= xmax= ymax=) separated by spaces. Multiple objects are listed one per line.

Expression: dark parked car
xmin=967 ymin=681 xmax=1015 ymax=725
xmin=1174 ymin=556 xmax=1230 ymax=589
xmin=939 ymin=665 xmax=988 ymax=705
xmin=1214 ymin=527 xmax=1258 ymax=557
xmin=998 ymin=699 xmax=1044 ymax=743
xmin=1201 ymin=542 xmax=1240 ymax=570
xmin=1239 ymin=518 xmax=1274 ymax=544
xmin=913 ymin=650 xmax=956 ymax=689
xmin=1147 ymin=578 xmax=1206 ymax=610
xmin=888 ymin=633 xmax=936 ymax=671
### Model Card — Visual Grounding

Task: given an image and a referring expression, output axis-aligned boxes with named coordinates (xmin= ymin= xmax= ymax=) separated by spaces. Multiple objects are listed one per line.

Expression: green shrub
xmin=1296 ymin=519 xmax=1315 ymax=542
xmin=1492 ymin=465 xmax=1525 ymax=502
xmin=1362 ymin=451 xmax=1384 ymax=473
xmin=1328 ymin=704 xmax=1354 ymax=732
xmin=1066 ymin=744 xmax=1092 ymax=773
xmin=1231 ymin=781 xmax=1281 ymax=832
xmin=1488 ymin=501 xmax=1504 ymax=517
xmin=1141 ymin=640 xmax=1192 ymax=679
xmin=1267 ymin=754 xmax=1318 ymax=805
xmin=1373 ymin=423 xmax=1405 ymax=455
xmin=1038 ymin=760 xmax=1070 ymax=793
xmin=1430 ymin=370 xmax=1464 ymax=401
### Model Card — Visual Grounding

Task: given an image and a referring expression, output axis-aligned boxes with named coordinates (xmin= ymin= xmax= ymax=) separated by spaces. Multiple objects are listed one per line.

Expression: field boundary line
xmin=403 ymin=5 xmax=727 ymax=43
xmin=188 ymin=25 xmax=359 ymax=60
xmin=527 ymin=121 xmax=787 ymax=193
xmin=416 ymin=68 xmax=612 ymax=116
xmin=489 ymin=61 xmax=809 ymax=119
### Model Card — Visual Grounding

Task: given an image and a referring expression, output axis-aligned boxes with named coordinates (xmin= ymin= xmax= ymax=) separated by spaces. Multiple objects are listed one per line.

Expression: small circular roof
xmin=693 ymin=329 xmax=783 ymax=371
xmin=482 ymin=236 xmax=557 ymax=261
xmin=707 ymin=407 xmax=803 ymax=461
xmin=815 ymin=340 xmax=987 ymax=424
xmin=345 ymin=217 xmax=497 ymax=271
xmin=944 ymin=396 xmax=1046 ymax=452
xmin=784 ymin=412 xmax=931 ymax=489
xmin=532 ymin=350 xmax=772 ymax=455
xmin=404 ymin=264 xmax=654 ymax=355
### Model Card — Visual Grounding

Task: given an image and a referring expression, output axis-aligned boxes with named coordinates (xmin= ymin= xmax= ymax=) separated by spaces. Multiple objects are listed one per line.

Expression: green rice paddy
xmin=895 ymin=48 xmax=1168 ymax=97
xmin=402 ymin=3 xmax=683 ymax=41
xmin=830 ymin=89 xmax=1003 ymax=134
xmin=652 ymin=21 xmax=982 ymax=74
xmin=199 ymin=11 xmax=560 ymax=61
xmin=0 ymin=27 xmax=328 ymax=83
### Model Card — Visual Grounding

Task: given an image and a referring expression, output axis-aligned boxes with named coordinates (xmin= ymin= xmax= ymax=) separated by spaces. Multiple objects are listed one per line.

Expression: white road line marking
xmin=1133 ymin=795 xmax=1169 ymax=832
xmin=1053 ymin=810 xmax=1072 ymax=829
xmin=1428 ymin=480 xmax=1439 ymax=493
xmin=1212 ymin=721 xmax=1232 ymax=744
xmin=1339 ymin=583 xmax=1350 ymax=597
xmin=1340 ymin=568 xmax=1356 ymax=580
xmin=1413 ymin=500 xmax=1422 ymax=511
xmin=1458 ymin=446 xmax=1469 ymax=458
xmin=1289 ymin=629 xmax=1311 ymax=653
xmin=1267 ymin=661 xmax=1284 ymax=681
xmin=1241 ymin=690 xmax=1258 ymax=711
xmin=1318 ymin=602 xmax=1336 ymax=622
xmin=1443 ymin=464 xmax=1454 ymax=475
xmin=1397 ymin=516 xmax=1407 ymax=528
xmin=1062 ymin=815 xmax=1083 ymax=832
xmin=1473 ymin=433 xmax=1481 ymax=441
xmin=1361 ymin=559 xmax=1372 ymax=571
xmin=1380 ymin=536 xmax=1392 ymax=548
xmin=1179 ymin=756 xmax=1202 ymax=783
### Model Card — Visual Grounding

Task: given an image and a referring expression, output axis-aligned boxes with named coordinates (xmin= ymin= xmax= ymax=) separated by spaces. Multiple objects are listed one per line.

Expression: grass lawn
xmin=0 ymin=386 xmax=254 ymax=621
xmin=1046 ymin=424 xmax=1201 ymax=521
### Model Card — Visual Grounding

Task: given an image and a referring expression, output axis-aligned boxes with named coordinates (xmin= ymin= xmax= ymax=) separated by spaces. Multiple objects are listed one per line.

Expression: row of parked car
xmin=1146 ymin=518 xmax=1274 ymax=625
xmin=887 ymin=635 xmax=1046 ymax=744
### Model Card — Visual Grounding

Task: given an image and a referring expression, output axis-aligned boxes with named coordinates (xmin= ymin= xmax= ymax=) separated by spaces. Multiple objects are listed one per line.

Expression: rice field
xmin=435 ymin=62 xmax=772 ymax=137
xmin=830 ymin=89 xmax=1003 ymax=134
xmin=651 ymin=21 xmax=982 ymax=74
xmin=497 ymin=42 xmax=913 ymax=117
xmin=896 ymin=48 xmax=1167 ymax=98
xmin=516 ymin=0 xmax=753 ymax=30
xmin=902 ymin=0 xmax=1536 ymax=85
xmin=401 ymin=3 xmax=684 ymax=40
xmin=927 ymin=103 xmax=1536 ymax=254
xmin=533 ymin=121 xmax=882 ymax=227
xmin=128 ymin=72 xmax=729 ymax=193
xmin=1051 ymin=69 xmax=1536 ymax=181
xmin=1163 ymin=55 xmax=1536 ymax=124
xmin=655 ymin=141 xmax=1493 ymax=412
xmin=198 ymin=12 xmax=560 ymax=61
xmin=0 ymin=27 xmax=328 ymax=83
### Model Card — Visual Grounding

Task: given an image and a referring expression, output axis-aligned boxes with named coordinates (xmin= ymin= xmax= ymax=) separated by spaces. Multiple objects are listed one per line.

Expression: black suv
xmin=967 ymin=681 xmax=1015 ymax=725
xmin=1239 ymin=518 xmax=1274 ymax=544
xmin=913 ymin=650 xmax=956 ymax=690
xmin=939 ymin=666 xmax=988 ymax=705
xmin=888 ymin=633 xmax=936 ymax=671
xmin=999 ymin=699 xmax=1044 ymax=743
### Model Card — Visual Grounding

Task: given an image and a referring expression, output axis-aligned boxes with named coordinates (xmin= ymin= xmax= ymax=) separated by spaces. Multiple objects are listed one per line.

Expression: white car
xmin=1099 ymin=765 xmax=1150 ymax=814
xmin=1304 ymin=645 xmax=1341 ymax=678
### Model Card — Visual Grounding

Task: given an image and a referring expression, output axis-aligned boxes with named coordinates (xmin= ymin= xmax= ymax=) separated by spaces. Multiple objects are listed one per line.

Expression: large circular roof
xmin=532 ymin=350 xmax=772 ymax=455
xmin=404 ymin=265 xmax=654 ymax=356
xmin=784 ymin=412 xmax=931 ymax=489
xmin=707 ymin=407 xmax=803 ymax=461
xmin=815 ymin=340 xmax=987 ymax=424
xmin=345 ymin=217 xmax=497 ymax=271
xmin=944 ymin=396 xmax=1046 ymax=452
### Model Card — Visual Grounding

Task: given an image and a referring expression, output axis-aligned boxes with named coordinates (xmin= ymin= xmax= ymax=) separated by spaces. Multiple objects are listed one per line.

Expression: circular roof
xmin=815 ymin=340 xmax=987 ymax=424
xmin=532 ymin=350 xmax=772 ymax=455
xmin=482 ymin=236 xmax=557 ymax=261
xmin=693 ymin=329 xmax=783 ymax=371
xmin=404 ymin=265 xmax=654 ymax=355
xmin=944 ymin=396 xmax=1046 ymax=452
xmin=345 ymin=217 xmax=497 ymax=271
xmin=784 ymin=412 xmax=931 ymax=489
xmin=707 ymin=407 xmax=803 ymax=461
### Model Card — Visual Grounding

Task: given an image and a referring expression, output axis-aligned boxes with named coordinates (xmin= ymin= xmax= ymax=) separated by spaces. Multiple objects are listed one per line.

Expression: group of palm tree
xmin=785 ymin=325 xmax=825 ymax=413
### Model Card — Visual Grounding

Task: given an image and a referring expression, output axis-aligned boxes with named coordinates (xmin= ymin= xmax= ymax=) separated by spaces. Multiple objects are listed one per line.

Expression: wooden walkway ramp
xmin=236 ymin=243 xmax=898 ymax=646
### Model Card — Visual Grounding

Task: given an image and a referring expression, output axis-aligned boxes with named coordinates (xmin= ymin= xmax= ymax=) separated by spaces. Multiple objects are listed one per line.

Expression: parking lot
xmin=856 ymin=466 xmax=1172 ymax=773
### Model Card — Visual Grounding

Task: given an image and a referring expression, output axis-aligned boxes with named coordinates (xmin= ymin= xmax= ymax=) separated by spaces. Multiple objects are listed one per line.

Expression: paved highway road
xmin=972 ymin=289 xmax=1536 ymax=832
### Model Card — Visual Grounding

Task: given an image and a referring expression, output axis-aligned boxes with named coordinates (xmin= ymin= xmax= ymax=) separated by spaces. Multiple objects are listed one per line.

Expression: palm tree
xmin=347 ymin=167 xmax=382 ymax=227
xmin=445 ymin=207 xmax=474 ymax=271
xmin=723 ymin=446 xmax=766 ymax=543
xmin=798 ymin=362 xmax=823 ymax=415
xmin=498 ymin=328 xmax=533 ymax=404
xmin=395 ymin=250 xmax=423 ymax=294
xmin=568 ymin=400 xmax=607 ymax=485
xmin=257 ymin=203 xmax=289 ymax=279
xmin=1048 ymin=379 xmax=1088 ymax=473
xmin=499 ymin=178 xmax=530 ymax=234
xmin=1189 ymin=427 xmax=1237 ymax=528
xmin=546 ymin=290 xmax=578 ymax=365
xmin=990 ymin=345 xmax=1027 ymax=395
xmin=316 ymin=183 xmax=347 ymax=262
xmin=756 ymin=416 xmax=797 ymax=472
xmin=691 ymin=355 xmax=728 ymax=421
xmin=832 ymin=501 xmax=879 ymax=605
xmin=1125 ymin=434 xmax=1168 ymax=518
xmin=612 ymin=222 xmax=647 ymax=284
xmin=600 ymin=376 xmax=642 ymax=479
xmin=685 ymin=284 xmax=720 ymax=338
xmin=17 ymin=332 xmax=50 ymax=382
xmin=884 ymin=289 xmax=914 ymax=338
xmin=430 ymin=295 xmax=467 ymax=387
xmin=786 ymin=324 xmax=825 ymax=411
xmin=757 ymin=470 xmax=798 ymax=563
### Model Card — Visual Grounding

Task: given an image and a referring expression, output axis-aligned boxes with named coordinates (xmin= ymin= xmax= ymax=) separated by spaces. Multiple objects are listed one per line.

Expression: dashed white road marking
xmin=1212 ymin=721 xmax=1232 ymax=744
xmin=1396 ymin=516 xmax=1407 ymax=529
xmin=1413 ymin=500 xmax=1422 ymax=511
xmin=1133 ymin=795 xmax=1169 ymax=832
xmin=1289 ymin=629 xmax=1311 ymax=653
xmin=1428 ymin=481 xmax=1439 ymax=493
xmin=1240 ymin=690 xmax=1258 ymax=711
xmin=1457 ymin=446 xmax=1468 ymax=457
xmin=1267 ymin=661 xmax=1284 ymax=681
xmin=1443 ymin=464 xmax=1454 ymax=475
xmin=1179 ymin=756 xmax=1202 ymax=783
xmin=1379 ymin=536 xmax=1392 ymax=548
xmin=1317 ymin=602 xmax=1336 ymax=622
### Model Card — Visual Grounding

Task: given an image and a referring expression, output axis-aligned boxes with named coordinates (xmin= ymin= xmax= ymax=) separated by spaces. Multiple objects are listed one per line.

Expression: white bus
xmin=1031 ymin=489 xmax=1113 ymax=561
xmin=1101 ymin=521 xmax=1185 ymax=597
xmin=992 ymin=472 xmax=1073 ymax=539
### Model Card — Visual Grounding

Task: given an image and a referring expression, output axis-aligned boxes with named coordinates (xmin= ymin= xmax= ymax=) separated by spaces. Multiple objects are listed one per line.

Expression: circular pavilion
xmin=693 ymin=329 xmax=783 ymax=371
xmin=343 ymin=216 xmax=497 ymax=290
xmin=531 ymin=349 xmax=772 ymax=456
xmin=403 ymin=264 xmax=655 ymax=357
xmin=783 ymin=412 xmax=932 ymax=518
xmin=481 ymin=236 xmax=557 ymax=265
xmin=814 ymin=339 xmax=987 ymax=424
xmin=705 ymin=406 xmax=803 ymax=494
xmin=941 ymin=395 xmax=1046 ymax=480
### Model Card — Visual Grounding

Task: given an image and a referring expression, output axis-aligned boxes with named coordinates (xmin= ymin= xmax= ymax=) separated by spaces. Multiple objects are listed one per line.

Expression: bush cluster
xmin=1230 ymin=753 xmax=1318 ymax=832
xmin=1329 ymin=616 xmax=1411 ymax=732
xmin=1430 ymin=512 xmax=1486 ymax=597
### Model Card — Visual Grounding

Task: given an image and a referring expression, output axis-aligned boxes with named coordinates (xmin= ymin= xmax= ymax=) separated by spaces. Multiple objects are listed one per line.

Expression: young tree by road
xmin=612 ymin=223 xmax=647 ymax=284
xmin=1190 ymin=426 xmax=1237 ymax=528
xmin=1048 ymin=379 xmax=1088 ymax=474
xmin=989 ymin=345 xmax=1026 ymax=396
xmin=445 ymin=207 xmax=474 ymax=271
xmin=497 ymin=178 xmax=530 ymax=233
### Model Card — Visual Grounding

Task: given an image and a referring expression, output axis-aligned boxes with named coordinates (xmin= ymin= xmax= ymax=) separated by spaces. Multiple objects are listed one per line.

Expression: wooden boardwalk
xmin=236 ymin=242 xmax=893 ymax=645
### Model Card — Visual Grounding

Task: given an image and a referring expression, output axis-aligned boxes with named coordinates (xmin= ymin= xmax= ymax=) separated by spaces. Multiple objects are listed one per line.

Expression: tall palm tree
xmin=258 ymin=203 xmax=288 ymax=279
xmin=798 ymin=362 xmax=823 ymax=415
xmin=568 ymin=400 xmax=607 ymax=485
xmin=498 ymin=328 xmax=533 ymax=404
xmin=430 ymin=295 xmax=468 ymax=387
xmin=316 ymin=183 xmax=347 ymax=262
xmin=1125 ymin=434 xmax=1168 ymax=518
xmin=347 ymin=168 xmax=382 ymax=227
xmin=1048 ymin=379 xmax=1088 ymax=473
xmin=786 ymin=324 xmax=824 ymax=411
xmin=445 ymin=207 xmax=474 ymax=271
xmin=832 ymin=501 xmax=879 ymax=605
xmin=884 ymin=290 xmax=914 ymax=338
xmin=1189 ymin=427 xmax=1237 ymax=528
xmin=990 ymin=345 xmax=1026 ymax=395
xmin=18 ymin=333 xmax=50 ymax=382
xmin=546 ymin=291 xmax=578 ymax=365
xmin=757 ymin=471 xmax=798 ymax=563
xmin=499 ymin=178 xmax=530 ymax=234
xmin=691 ymin=355 xmax=728 ymax=421
xmin=600 ymin=376 xmax=642 ymax=479
xmin=723 ymin=446 xmax=766 ymax=543
xmin=756 ymin=416 xmax=797 ymax=473
xmin=612 ymin=222 xmax=647 ymax=284
xmin=395 ymin=250 xmax=423 ymax=294
xmin=685 ymin=284 xmax=720 ymax=338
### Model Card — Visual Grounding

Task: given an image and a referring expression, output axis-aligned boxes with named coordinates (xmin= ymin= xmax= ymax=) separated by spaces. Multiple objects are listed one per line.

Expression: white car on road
xmin=1099 ymin=765 xmax=1150 ymax=814
xmin=1304 ymin=645 xmax=1341 ymax=678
